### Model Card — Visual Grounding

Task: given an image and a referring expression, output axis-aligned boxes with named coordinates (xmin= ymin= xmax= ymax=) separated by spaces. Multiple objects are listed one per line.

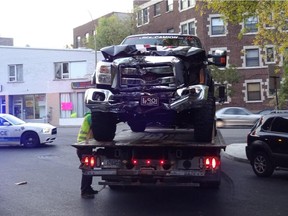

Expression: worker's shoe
xmin=87 ymin=188 xmax=98 ymax=194
xmin=81 ymin=192 xmax=95 ymax=199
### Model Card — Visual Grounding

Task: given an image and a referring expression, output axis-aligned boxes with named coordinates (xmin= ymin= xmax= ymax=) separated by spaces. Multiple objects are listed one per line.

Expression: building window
xmin=166 ymin=0 xmax=173 ymax=12
xmin=55 ymin=61 xmax=87 ymax=79
xmin=85 ymin=33 xmax=89 ymax=42
xmin=180 ymin=20 xmax=196 ymax=35
xmin=60 ymin=92 xmax=88 ymax=118
xmin=211 ymin=17 xmax=225 ymax=35
xmin=8 ymin=64 xmax=23 ymax=82
xmin=137 ymin=8 xmax=148 ymax=26
xmin=265 ymin=47 xmax=275 ymax=63
xmin=180 ymin=0 xmax=195 ymax=10
xmin=247 ymin=82 xmax=261 ymax=101
xmin=245 ymin=48 xmax=260 ymax=67
xmin=154 ymin=2 xmax=161 ymax=16
xmin=167 ymin=28 xmax=174 ymax=33
xmin=24 ymin=94 xmax=46 ymax=119
xmin=76 ymin=36 xmax=81 ymax=48
xmin=244 ymin=16 xmax=258 ymax=33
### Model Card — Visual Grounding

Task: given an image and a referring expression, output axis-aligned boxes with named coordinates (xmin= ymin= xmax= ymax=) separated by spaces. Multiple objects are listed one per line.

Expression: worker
xmin=76 ymin=112 xmax=98 ymax=199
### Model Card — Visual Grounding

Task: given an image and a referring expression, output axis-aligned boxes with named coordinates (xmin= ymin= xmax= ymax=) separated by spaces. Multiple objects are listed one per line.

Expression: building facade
xmin=0 ymin=46 xmax=102 ymax=126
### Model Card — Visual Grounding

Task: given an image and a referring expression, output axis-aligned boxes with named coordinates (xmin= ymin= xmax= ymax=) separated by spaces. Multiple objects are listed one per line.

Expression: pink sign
xmin=61 ymin=102 xmax=73 ymax=110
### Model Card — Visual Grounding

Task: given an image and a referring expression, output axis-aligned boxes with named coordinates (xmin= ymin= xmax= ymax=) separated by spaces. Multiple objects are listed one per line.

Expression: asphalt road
xmin=1 ymin=126 xmax=288 ymax=216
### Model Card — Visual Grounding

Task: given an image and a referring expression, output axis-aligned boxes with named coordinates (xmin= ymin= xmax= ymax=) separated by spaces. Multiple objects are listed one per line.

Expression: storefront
xmin=7 ymin=94 xmax=47 ymax=123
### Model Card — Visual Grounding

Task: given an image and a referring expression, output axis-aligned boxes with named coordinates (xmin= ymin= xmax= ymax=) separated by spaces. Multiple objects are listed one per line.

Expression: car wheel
xmin=252 ymin=151 xmax=274 ymax=177
xmin=21 ymin=132 xmax=40 ymax=148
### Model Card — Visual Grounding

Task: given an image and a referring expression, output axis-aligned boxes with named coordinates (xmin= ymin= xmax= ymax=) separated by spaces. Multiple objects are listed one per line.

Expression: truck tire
xmin=128 ymin=120 xmax=146 ymax=132
xmin=91 ymin=112 xmax=116 ymax=141
xmin=193 ymin=97 xmax=215 ymax=142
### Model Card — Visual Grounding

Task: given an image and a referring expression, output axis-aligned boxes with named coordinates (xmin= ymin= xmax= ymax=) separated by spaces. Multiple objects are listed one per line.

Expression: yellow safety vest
xmin=77 ymin=114 xmax=92 ymax=143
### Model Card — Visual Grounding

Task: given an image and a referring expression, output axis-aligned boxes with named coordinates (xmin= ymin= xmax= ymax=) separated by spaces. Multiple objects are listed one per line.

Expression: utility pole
xmin=88 ymin=10 xmax=97 ymax=65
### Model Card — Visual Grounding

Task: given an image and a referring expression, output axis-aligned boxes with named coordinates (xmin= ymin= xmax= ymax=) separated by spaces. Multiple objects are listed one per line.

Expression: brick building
xmin=73 ymin=12 xmax=132 ymax=49
xmin=73 ymin=0 xmax=286 ymax=112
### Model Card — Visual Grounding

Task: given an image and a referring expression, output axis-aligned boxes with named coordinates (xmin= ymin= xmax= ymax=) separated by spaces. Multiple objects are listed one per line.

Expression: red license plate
xmin=140 ymin=96 xmax=159 ymax=106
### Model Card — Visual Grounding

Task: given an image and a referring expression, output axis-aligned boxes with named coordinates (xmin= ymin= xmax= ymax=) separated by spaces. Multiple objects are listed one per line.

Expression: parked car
xmin=0 ymin=114 xmax=57 ymax=147
xmin=246 ymin=113 xmax=288 ymax=177
xmin=257 ymin=109 xmax=288 ymax=115
xmin=215 ymin=107 xmax=261 ymax=128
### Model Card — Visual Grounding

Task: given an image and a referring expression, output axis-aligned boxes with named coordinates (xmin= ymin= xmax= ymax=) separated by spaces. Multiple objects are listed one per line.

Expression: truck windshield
xmin=121 ymin=35 xmax=202 ymax=48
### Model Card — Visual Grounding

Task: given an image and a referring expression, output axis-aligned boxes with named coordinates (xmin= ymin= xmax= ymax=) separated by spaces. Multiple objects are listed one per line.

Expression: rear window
xmin=261 ymin=117 xmax=274 ymax=131
xmin=270 ymin=117 xmax=288 ymax=133
xmin=121 ymin=35 xmax=202 ymax=48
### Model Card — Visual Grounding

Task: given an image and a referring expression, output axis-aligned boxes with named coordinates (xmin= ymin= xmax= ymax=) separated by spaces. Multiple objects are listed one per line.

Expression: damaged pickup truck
xmin=85 ymin=33 xmax=226 ymax=142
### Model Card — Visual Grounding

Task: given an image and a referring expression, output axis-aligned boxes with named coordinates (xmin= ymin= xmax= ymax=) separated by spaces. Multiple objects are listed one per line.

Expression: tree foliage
xmin=209 ymin=64 xmax=241 ymax=99
xmin=200 ymin=0 xmax=288 ymax=108
xmin=86 ymin=14 xmax=138 ymax=50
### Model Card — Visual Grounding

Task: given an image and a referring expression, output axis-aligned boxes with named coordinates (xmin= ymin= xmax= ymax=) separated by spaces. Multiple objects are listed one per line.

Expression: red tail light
xmin=204 ymin=157 xmax=220 ymax=170
xmin=82 ymin=156 xmax=97 ymax=168
xmin=132 ymin=159 xmax=138 ymax=165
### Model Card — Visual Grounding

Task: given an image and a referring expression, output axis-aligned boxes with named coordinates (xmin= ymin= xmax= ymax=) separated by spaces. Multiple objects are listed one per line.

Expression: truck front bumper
xmin=85 ymin=84 xmax=209 ymax=113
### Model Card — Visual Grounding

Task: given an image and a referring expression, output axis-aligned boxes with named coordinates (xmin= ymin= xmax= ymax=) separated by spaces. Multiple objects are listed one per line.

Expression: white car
xmin=0 ymin=114 xmax=57 ymax=147
xmin=216 ymin=107 xmax=261 ymax=128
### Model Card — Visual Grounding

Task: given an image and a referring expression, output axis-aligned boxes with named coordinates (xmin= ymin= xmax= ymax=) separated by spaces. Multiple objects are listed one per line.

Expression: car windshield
xmin=3 ymin=115 xmax=26 ymax=125
xmin=121 ymin=35 xmax=202 ymax=48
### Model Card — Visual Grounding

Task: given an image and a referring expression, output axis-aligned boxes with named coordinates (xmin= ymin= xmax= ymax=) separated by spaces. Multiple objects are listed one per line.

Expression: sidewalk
xmin=223 ymin=143 xmax=248 ymax=163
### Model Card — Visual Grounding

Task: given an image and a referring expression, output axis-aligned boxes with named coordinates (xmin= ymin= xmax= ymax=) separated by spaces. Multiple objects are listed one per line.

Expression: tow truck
xmin=72 ymin=33 xmax=227 ymax=189
xmin=72 ymin=125 xmax=226 ymax=189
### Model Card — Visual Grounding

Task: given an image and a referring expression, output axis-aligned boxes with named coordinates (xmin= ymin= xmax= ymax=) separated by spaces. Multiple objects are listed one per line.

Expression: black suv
xmin=246 ymin=113 xmax=288 ymax=177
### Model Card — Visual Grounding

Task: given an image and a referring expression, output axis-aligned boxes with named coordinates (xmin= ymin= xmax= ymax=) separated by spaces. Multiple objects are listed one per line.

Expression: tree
xmin=200 ymin=0 xmax=288 ymax=108
xmin=86 ymin=14 xmax=138 ymax=50
xmin=209 ymin=64 xmax=241 ymax=102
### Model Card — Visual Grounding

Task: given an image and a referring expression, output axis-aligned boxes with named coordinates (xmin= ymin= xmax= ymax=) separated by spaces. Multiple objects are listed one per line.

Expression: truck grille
xmin=120 ymin=65 xmax=175 ymax=87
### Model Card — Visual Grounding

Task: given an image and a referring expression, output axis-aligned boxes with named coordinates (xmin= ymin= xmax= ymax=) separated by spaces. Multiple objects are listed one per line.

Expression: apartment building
xmin=0 ymin=46 xmax=100 ymax=126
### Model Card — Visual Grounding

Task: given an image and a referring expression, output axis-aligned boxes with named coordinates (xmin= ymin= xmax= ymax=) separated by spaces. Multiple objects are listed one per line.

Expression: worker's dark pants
xmin=77 ymin=148 xmax=93 ymax=194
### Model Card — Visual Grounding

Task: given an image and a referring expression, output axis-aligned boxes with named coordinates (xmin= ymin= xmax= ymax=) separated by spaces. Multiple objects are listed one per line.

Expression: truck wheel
xmin=21 ymin=132 xmax=40 ymax=148
xmin=252 ymin=151 xmax=274 ymax=177
xmin=193 ymin=97 xmax=215 ymax=142
xmin=128 ymin=121 xmax=146 ymax=132
xmin=91 ymin=112 xmax=116 ymax=141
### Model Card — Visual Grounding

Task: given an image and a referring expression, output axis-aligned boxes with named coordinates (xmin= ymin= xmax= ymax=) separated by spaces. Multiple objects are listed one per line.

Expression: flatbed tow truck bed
xmin=72 ymin=128 xmax=226 ymax=188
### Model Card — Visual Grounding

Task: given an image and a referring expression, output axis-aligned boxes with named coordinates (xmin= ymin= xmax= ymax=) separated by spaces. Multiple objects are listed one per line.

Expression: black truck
xmin=73 ymin=33 xmax=227 ymax=188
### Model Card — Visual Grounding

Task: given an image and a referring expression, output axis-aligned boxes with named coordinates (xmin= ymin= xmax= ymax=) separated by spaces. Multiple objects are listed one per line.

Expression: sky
xmin=0 ymin=0 xmax=134 ymax=48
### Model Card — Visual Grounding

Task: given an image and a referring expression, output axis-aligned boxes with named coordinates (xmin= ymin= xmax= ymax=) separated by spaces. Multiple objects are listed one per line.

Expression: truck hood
xmin=100 ymin=45 xmax=207 ymax=63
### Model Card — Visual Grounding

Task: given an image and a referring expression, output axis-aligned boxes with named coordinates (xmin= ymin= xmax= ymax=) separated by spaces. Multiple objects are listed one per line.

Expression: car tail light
xmin=204 ymin=157 xmax=220 ymax=170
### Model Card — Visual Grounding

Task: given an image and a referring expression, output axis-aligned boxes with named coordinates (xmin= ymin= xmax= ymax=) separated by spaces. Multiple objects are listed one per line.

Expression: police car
xmin=0 ymin=113 xmax=57 ymax=147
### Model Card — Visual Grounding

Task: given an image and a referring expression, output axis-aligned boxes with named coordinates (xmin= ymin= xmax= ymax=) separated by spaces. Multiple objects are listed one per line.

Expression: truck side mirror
xmin=208 ymin=50 xmax=227 ymax=67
